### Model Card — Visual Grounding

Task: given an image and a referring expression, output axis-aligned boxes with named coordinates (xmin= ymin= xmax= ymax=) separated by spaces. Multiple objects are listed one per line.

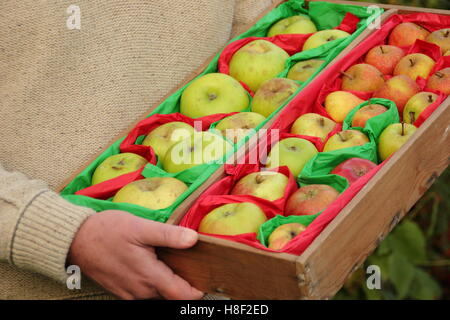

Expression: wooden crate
xmin=158 ymin=4 xmax=450 ymax=299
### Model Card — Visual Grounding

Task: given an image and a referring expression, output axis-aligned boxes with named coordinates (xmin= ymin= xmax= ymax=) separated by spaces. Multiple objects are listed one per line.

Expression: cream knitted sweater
xmin=0 ymin=0 xmax=272 ymax=299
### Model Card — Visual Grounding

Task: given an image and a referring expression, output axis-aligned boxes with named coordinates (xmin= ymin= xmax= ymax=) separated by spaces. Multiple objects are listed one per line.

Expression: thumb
xmin=135 ymin=220 xmax=198 ymax=249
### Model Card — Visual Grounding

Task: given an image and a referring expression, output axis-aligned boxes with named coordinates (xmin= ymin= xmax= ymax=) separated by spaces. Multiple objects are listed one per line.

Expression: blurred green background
xmin=335 ymin=0 xmax=450 ymax=300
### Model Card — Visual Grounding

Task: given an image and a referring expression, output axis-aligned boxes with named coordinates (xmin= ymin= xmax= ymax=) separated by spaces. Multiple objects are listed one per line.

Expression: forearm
xmin=0 ymin=162 xmax=94 ymax=282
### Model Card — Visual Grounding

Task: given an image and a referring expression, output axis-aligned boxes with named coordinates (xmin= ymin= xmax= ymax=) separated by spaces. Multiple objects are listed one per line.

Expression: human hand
xmin=67 ymin=210 xmax=204 ymax=300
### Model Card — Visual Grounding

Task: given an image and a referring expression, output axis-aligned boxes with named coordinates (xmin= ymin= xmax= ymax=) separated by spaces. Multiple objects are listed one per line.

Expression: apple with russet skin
xmin=142 ymin=122 xmax=195 ymax=160
xmin=180 ymin=73 xmax=249 ymax=118
xmin=162 ymin=131 xmax=233 ymax=173
xmin=287 ymin=59 xmax=325 ymax=82
xmin=198 ymin=202 xmax=267 ymax=236
xmin=378 ymin=123 xmax=417 ymax=161
xmin=302 ymin=29 xmax=350 ymax=51
xmin=265 ymin=137 xmax=318 ymax=177
xmin=251 ymin=78 xmax=300 ymax=118
xmin=112 ymin=177 xmax=188 ymax=210
xmin=426 ymin=68 xmax=450 ymax=95
xmin=229 ymin=39 xmax=290 ymax=92
xmin=285 ymin=184 xmax=339 ymax=216
xmin=403 ymin=92 xmax=438 ymax=124
xmin=290 ymin=113 xmax=336 ymax=141
xmin=351 ymin=104 xmax=387 ymax=128
xmin=215 ymin=112 xmax=266 ymax=144
xmin=426 ymin=28 xmax=450 ymax=54
xmin=331 ymin=158 xmax=377 ymax=185
xmin=91 ymin=153 xmax=148 ymax=185
xmin=364 ymin=45 xmax=405 ymax=75
xmin=341 ymin=63 xmax=385 ymax=93
xmin=393 ymin=53 xmax=435 ymax=81
xmin=267 ymin=15 xmax=317 ymax=37
xmin=268 ymin=223 xmax=307 ymax=250
xmin=325 ymin=91 xmax=365 ymax=123
xmin=231 ymin=171 xmax=289 ymax=201
xmin=323 ymin=130 xmax=369 ymax=152
xmin=388 ymin=22 xmax=430 ymax=47
xmin=373 ymin=75 xmax=421 ymax=114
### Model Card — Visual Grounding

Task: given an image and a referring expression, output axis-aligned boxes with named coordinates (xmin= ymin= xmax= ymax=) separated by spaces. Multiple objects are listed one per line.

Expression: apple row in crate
xmin=59 ymin=0 xmax=383 ymax=222
xmin=180 ymin=12 xmax=450 ymax=253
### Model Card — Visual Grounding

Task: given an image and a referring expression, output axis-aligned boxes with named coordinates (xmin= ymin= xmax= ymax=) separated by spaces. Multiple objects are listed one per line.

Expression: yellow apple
xmin=302 ymin=29 xmax=350 ymax=51
xmin=445 ymin=50 xmax=450 ymax=56
xmin=141 ymin=122 xmax=195 ymax=160
xmin=251 ymin=78 xmax=300 ymax=118
xmin=378 ymin=123 xmax=417 ymax=161
xmin=325 ymin=91 xmax=365 ymax=123
xmin=267 ymin=15 xmax=317 ymax=37
xmin=268 ymin=223 xmax=306 ymax=250
xmin=231 ymin=171 xmax=289 ymax=201
xmin=198 ymin=202 xmax=267 ymax=235
xmin=266 ymin=137 xmax=318 ymax=177
xmin=91 ymin=153 xmax=148 ymax=185
xmin=403 ymin=92 xmax=438 ymax=124
xmin=215 ymin=112 xmax=266 ymax=144
xmin=426 ymin=28 xmax=450 ymax=54
xmin=290 ymin=113 xmax=336 ymax=141
xmin=393 ymin=53 xmax=436 ymax=81
xmin=287 ymin=59 xmax=325 ymax=82
xmin=112 ymin=177 xmax=188 ymax=210
xmin=229 ymin=39 xmax=289 ymax=92
xmin=162 ymin=131 xmax=233 ymax=173
xmin=180 ymin=73 xmax=249 ymax=118
xmin=323 ymin=130 xmax=369 ymax=152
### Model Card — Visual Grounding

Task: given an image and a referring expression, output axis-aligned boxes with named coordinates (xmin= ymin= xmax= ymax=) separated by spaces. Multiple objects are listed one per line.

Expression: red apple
xmin=351 ymin=104 xmax=387 ymax=128
xmin=364 ymin=45 xmax=405 ymax=75
xmin=285 ymin=184 xmax=339 ymax=216
xmin=331 ymin=158 xmax=377 ymax=185
xmin=426 ymin=68 xmax=450 ymax=95
xmin=388 ymin=22 xmax=430 ymax=47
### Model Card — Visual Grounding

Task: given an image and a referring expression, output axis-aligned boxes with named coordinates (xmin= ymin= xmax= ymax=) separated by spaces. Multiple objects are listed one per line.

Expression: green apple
xmin=290 ymin=113 xmax=336 ymax=141
xmin=162 ymin=131 xmax=233 ymax=173
xmin=287 ymin=59 xmax=325 ymax=82
xmin=231 ymin=171 xmax=289 ymax=201
xmin=403 ymin=92 xmax=438 ymax=124
xmin=112 ymin=177 xmax=188 ymax=210
xmin=302 ymin=29 xmax=350 ymax=51
xmin=323 ymin=130 xmax=369 ymax=152
xmin=266 ymin=137 xmax=318 ymax=177
xmin=91 ymin=153 xmax=148 ymax=185
xmin=229 ymin=39 xmax=289 ymax=92
xmin=215 ymin=112 xmax=266 ymax=144
xmin=180 ymin=73 xmax=249 ymax=118
xmin=378 ymin=123 xmax=417 ymax=161
xmin=267 ymin=15 xmax=317 ymax=37
xmin=251 ymin=78 xmax=300 ymax=117
xmin=141 ymin=122 xmax=195 ymax=160
xmin=267 ymin=223 xmax=306 ymax=250
xmin=198 ymin=202 xmax=267 ymax=235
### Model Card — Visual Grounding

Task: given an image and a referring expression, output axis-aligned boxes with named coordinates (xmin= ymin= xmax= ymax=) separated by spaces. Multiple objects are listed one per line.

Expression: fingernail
xmin=181 ymin=228 xmax=198 ymax=245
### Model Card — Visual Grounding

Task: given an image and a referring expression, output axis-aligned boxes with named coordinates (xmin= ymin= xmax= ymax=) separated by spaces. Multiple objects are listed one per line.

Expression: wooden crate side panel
xmin=297 ymin=98 xmax=450 ymax=299
xmin=158 ymin=235 xmax=302 ymax=300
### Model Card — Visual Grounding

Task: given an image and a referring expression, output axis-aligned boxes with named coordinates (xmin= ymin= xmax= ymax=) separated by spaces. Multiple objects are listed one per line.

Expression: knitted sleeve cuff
xmin=9 ymin=191 xmax=94 ymax=283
